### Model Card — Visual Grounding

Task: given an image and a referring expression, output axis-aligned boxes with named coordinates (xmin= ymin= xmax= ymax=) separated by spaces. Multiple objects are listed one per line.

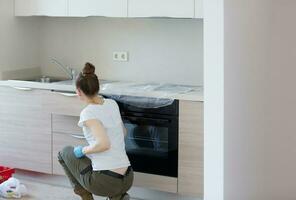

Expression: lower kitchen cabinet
xmin=43 ymin=91 xmax=86 ymax=116
xmin=178 ymin=101 xmax=204 ymax=197
xmin=52 ymin=114 xmax=82 ymax=134
xmin=0 ymin=86 xmax=52 ymax=173
xmin=0 ymin=85 xmax=204 ymax=197
xmin=133 ymin=172 xmax=178 ymax=193
xmin=52 ymin=132 xmax=87 ymax=175
xmin=51 ymin=114 xmax=85 ymax=175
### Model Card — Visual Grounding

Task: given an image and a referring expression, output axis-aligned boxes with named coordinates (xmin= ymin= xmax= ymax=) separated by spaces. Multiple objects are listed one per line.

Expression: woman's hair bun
xmin=76 ymin=62 xmax=99 ymax=97
xmin=82 ymin=62 xmax=95 ymax=75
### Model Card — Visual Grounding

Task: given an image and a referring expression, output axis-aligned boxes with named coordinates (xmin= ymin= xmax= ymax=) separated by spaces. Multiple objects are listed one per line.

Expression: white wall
xmin=223 ymin=0 xmax=296 ymax=199
xmin=224 ymin=0 xmax=271 ymax=199
xmin=39 ymin=18 xmax=203 ymax=85
xmin=0 ymin=0 xmax=41 ymax=71
xmin=204 ymin=0 xmax=224 ymax=199
xmin=205 ymin=0 xmax=277 ymax=200
xmin=265 ymin=1 xmax=296 ymax=199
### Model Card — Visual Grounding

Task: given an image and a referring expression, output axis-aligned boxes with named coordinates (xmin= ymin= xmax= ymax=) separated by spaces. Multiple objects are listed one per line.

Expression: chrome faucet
xmin=51 ymin=58 xmax=77 ymax=80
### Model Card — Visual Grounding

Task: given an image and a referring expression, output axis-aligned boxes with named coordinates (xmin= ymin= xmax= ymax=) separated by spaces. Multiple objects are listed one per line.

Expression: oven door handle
xmin=122 ymin=116 xmax=171 ymax=125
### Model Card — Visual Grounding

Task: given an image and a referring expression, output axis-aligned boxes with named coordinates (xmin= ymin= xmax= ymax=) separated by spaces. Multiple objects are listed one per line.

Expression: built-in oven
xmin=111 ymin=95 xmax=179 ymax=178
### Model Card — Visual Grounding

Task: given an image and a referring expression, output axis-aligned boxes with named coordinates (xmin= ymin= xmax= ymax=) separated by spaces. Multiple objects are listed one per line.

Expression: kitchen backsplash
xmin=39 ymin=18 xmax=203 ymax=86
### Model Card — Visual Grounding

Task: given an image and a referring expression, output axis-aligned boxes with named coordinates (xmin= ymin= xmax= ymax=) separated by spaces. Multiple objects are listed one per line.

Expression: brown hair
xmin=76 ymin=62 xmax=99 ymax=97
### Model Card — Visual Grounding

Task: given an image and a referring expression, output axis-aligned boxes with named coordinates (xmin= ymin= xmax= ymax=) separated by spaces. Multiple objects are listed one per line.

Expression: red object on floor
xmin=0 ymin=166 xmax=15 ymax=184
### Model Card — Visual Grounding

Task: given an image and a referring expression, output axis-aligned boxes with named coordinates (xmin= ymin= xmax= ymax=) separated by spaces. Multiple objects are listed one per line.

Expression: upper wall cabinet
xmin=15 ymin=0 xmax=68 ymax=16
xmin=128 ymin=0 xmax=195 ymax=18
xmin=15 ymin=0 xmax=203 ymax=18
xmin=195 ymin=0 xmax=203 ymax=18
xmin=68 ymin=0 xmax=128 ymax=17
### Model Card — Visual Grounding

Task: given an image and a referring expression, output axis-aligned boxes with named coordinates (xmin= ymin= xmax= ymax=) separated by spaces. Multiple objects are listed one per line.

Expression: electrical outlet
xmin=113 ymin=51 xmax=128 ymax=62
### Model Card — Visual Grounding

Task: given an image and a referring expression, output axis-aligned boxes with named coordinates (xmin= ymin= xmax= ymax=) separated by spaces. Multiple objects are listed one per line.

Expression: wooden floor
xmin=3 ymin=170 xmax=201 ymax=200
xmin=0 ymin=179 xmax=107 ymax=200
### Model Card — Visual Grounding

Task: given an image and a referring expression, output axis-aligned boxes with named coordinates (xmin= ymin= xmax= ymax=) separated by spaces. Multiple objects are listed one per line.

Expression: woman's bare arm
xmin=82 ymin=119 xmax=111 ymax=154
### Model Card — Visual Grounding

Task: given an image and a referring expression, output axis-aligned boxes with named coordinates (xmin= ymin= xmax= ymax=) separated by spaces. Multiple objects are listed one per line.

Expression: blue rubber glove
xmin=73 ymin=146 xmax=85 ymax=158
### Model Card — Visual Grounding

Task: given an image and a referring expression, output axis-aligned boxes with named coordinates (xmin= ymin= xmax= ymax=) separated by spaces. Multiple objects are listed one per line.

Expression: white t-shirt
xmin=78 ymin=99 xmax=130 ymax=171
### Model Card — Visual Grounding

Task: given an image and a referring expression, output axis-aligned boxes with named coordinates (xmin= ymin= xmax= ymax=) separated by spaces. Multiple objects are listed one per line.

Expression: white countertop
xmin=0 ymin=80 xmax=203 ymax=102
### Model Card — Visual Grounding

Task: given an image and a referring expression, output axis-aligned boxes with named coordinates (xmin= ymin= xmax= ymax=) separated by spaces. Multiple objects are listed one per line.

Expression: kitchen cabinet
xmin=0 ymin=84 xmax=204 ymax=196
xmin=128 ymin=0 xmax=195 ymax=18
xmin=68 ymin=0 xmax=128 ymax=17
xmin=0 ymin=86 xmax=51 ymax=173
xmin=43 ymin=92 xmax=85 ymax=174
xmin=52 ymin=114 xmax=82 ymax=134
xmin=43 ymin=91 xmax=85 ymax=116
xmin=14 ymin=0 xmax=203 ymax=18
xmin=195 ymin=0 xmax=203 ymax=18
xmin=52 ymin=114 xmax=86 ymax=175
xmin=53 ymin=132 xmax=87 ymax=175
xmin=133 ymin=172 xmax=177 ymax=193
xmin=178 ymin=101 xmax=203 ymax=197
xmin=15 ymin=0 xmax=68 ymax=16
xmin=0 ymin=87 xmax=84 ymax=174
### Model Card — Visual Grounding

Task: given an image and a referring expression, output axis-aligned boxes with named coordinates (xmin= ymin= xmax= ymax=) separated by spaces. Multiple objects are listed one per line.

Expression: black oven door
xmin=122 ymin=115 xmax=178 ymax=177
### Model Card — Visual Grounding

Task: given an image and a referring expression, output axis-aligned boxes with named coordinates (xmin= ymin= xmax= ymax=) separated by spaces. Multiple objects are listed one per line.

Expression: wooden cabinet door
xmin=195 ymin=0 xmax=203 ymax=18
xmin=43 ymin=91 xmax=85 ymax=116
xmin=133 ymin=172 xmax=177 ymax=193
xmin=15 ymin=0 xmax=68 ymax=16
xmin=52 ymin=114 xmax=85 ymax=175
xmin=128 ymin=0 xmax=195 ymax=18
xmin=68 ymin=0 xmax=128 ymax=17
xmin=0 ymin=86 xmax=51 ymax=173
xmin=53 ymin=132 xmax=87 ymax=175
xmin=178 ymin=101 xmax=203 ymax=197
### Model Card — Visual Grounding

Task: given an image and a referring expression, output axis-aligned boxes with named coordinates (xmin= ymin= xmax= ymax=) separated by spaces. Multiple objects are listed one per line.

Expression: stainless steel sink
xmin=9 ymin=77 xmax=115 ymax=86
xmin=25 ymin=76 xmax=69 ymax=83
xmin=52 ymin=79 xmax=115 ymax=85
xmin=51 ymin=79 xmax=74 ymax=85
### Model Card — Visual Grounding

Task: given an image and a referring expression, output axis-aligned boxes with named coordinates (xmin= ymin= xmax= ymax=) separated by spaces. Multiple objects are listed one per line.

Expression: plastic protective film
xmin=103 ymin=94 xmax=174 ymax=109
xmin=100 ymin=82 xmax=197 ymax=108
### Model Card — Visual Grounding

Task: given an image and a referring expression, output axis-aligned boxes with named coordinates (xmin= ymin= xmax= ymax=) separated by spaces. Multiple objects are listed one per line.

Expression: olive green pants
xmin=58 ymin=146 xmax=134 ymax=198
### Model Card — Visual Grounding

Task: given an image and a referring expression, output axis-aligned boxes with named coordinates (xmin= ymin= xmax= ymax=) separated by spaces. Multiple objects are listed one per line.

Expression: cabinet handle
xmin=11 ymin=86 xmax=33 ymax=91
xmin=71 ymin=134 xmax=85 ymax=139
xmin=54 ymin=92 xmax=77 ymax=97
